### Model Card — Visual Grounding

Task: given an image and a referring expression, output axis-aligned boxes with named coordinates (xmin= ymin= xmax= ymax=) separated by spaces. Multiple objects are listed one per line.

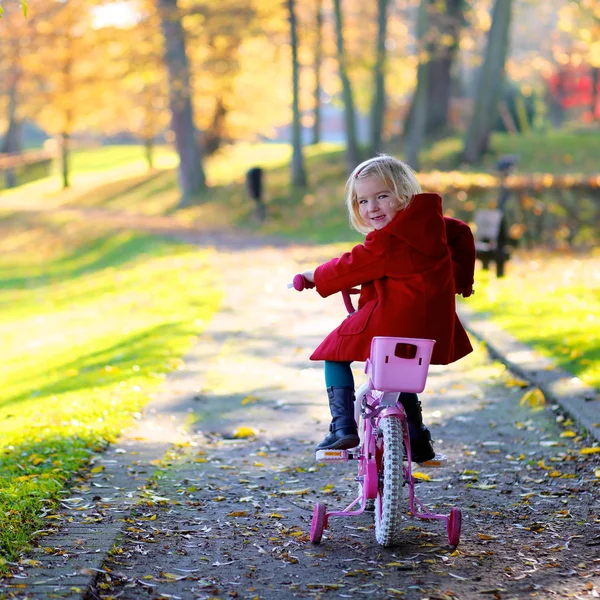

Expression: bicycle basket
xmin=365 ymin=336 xmax=435 ymax=393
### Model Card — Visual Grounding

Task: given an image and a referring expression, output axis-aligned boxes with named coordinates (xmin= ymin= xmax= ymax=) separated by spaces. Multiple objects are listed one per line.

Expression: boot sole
xmin=317 ymin=436 xmax=360 ymax=451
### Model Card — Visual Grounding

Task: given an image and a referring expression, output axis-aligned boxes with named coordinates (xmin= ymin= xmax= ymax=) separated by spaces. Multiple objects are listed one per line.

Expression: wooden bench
xmin=474 ymin=208 xmax=510 ymax=278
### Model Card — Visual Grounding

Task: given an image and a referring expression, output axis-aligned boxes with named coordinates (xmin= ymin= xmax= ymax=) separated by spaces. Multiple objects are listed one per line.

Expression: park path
xmin=1 ymin=215 xmax=599 ymax=600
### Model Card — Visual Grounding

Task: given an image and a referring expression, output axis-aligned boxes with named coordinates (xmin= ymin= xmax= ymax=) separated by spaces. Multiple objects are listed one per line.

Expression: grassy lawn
xmin=67 ymin=144 xmax=178 ymax=174
xmin=464 ymin=252 xmax=600 ymax=391
xmin=0 ymin=212 xmax=222 ymax=563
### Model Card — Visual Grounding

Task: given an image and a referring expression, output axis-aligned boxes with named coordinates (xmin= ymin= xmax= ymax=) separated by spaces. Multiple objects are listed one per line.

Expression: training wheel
xmin=447 ymin=507 xmax=462 ymax=547
xmin=310 ymin=503 xmax=327 ymax=544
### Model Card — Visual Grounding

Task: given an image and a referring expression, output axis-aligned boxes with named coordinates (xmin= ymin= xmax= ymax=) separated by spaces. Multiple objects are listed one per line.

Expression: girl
xmin=301 ymin=154 xmax=475 ymax=463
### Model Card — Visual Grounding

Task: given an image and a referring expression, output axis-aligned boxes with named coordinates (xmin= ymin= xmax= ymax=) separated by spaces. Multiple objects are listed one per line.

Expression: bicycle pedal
xmin=315 ymin=449 xmax=350 ymax=462
xmin=416 ymin=453 xmax=448 ymax=468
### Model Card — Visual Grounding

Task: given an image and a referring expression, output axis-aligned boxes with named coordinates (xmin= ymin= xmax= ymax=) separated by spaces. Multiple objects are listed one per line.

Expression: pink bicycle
xmin=290 ymin=274 xmax=462 ymax=548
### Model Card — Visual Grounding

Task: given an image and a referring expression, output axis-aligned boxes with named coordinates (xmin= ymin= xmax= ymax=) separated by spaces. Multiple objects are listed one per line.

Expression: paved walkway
xmin=1 ymin=215 xmax=599 ymax=600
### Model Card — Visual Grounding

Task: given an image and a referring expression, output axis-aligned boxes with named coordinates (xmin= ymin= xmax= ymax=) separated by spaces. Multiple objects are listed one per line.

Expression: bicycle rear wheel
xmin=374 ymin=416 xmax=406 ymax=546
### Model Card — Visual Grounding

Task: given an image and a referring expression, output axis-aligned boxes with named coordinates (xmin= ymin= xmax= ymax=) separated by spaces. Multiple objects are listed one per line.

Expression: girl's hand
xmin=301 ymin=270 xmax=315 ymax=283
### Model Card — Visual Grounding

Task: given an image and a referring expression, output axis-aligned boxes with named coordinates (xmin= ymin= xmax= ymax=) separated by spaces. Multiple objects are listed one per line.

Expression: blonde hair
xmin=345 ymin=154 xmax=422 ymax=234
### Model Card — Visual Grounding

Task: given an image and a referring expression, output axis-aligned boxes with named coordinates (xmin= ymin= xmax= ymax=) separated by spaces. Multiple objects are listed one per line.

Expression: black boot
xmin=399 ymin=393 xmax=435 ymax=463
xmin=316 ymin=387 xmax=360 ymax=450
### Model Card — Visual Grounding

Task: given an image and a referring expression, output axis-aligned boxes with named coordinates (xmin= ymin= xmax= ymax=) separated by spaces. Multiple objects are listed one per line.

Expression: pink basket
xmin=364 ymin=336 xmax=436 ymax=393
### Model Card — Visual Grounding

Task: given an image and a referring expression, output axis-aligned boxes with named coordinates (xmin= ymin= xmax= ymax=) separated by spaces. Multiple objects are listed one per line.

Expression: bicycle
xmin=290 ymin=274 xmax=462 ymax=548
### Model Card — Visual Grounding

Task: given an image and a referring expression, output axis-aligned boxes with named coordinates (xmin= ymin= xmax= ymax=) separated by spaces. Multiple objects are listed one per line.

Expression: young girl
xmin=301 ymin=154 xmax=475 ymax=463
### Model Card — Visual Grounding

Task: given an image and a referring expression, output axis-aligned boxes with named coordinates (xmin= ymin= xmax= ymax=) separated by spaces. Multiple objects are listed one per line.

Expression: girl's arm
xmin=314 ymin=232 xmax=389 ymax=297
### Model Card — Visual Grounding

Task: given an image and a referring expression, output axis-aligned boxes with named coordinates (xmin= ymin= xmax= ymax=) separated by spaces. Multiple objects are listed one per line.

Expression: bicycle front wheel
xmin=374 ymin=416 xmax=406 ymax=546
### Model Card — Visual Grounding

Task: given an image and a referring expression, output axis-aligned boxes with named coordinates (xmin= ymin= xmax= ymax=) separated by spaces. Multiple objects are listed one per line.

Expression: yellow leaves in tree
xmin=520 ymin=387 xmax=545 ymax=410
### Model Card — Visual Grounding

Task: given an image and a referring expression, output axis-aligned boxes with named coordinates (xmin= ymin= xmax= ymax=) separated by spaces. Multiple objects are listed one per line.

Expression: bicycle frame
xmin=323 ymin=386 xmax=450 ymax=527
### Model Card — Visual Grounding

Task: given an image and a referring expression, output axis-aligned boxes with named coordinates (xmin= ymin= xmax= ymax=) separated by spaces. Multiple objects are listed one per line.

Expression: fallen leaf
xmin=520 ymin=387 xmax=545 ymax=408
xmin=580 ymin=447 xmax=600 ymax=455
xmin=233 ymin=426 xmax=257 ymax=439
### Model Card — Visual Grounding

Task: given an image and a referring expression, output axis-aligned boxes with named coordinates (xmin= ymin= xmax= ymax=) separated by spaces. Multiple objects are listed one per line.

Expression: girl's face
xmin=355 ymin=176 xmax=398 ymax=230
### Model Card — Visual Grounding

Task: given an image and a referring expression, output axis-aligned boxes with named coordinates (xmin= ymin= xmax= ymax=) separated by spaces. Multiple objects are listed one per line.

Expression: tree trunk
xmin=61 ymin=131 xmax=70 ymax=189
xmin=311 ymin=0 xmax=323 ymax=145
xmin=425 ymin=0 xmax=464 ymax=135
xmin=144 ymin=137 xmax=154 ymax=170
xmin=1 ymin=84 xmax=22 ymax=189
xmin=288 ymin=0 xmax=307 ymax=188
xmin=369 ymin=0 xmax=390 ymax=155
xmin=1 ymin=38 xmax=23 ymax=188
xmin=157 ymin=0 xmax=206 ymax=207
xmin=204 ymin=97 xmax=227 ymax=157
xmin=333 ymin=0 xmax=361 ymax=172
xmin=404 ymin=0 xmax=464 ymax=139
xmin=462 ymin=0 xmax=513 ymax=164
xmin=592 ymin=67 xmax=599 ymax=121
xmin=404 ymin=0 xmax=432 ymax=169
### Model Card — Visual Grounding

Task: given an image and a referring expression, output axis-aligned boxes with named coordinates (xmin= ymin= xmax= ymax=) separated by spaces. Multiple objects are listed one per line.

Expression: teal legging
xmin=324 ymin=360 xmax=354 ymax=389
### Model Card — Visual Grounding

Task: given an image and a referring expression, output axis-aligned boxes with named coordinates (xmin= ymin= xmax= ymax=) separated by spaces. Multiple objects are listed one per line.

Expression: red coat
xmin=310 ymin=193 xmax=474 ymax=365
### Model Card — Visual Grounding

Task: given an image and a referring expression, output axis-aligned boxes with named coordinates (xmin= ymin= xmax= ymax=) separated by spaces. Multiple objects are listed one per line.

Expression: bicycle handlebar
xmin=289 ymin=273 xmax=357 ymax=314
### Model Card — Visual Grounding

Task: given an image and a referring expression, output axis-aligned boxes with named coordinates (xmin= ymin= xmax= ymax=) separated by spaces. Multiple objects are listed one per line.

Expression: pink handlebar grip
xmin=292 ymin=274 xmax=315 ymax=291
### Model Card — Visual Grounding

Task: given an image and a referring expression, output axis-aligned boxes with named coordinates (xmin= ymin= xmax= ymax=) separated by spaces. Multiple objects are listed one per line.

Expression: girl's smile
xmin=355 ymin=176 xmax=397 ymax=230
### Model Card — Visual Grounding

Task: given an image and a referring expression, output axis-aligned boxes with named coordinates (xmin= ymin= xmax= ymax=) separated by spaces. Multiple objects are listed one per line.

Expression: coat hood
xmin=379 ymin=192 xmax=447 ymax=257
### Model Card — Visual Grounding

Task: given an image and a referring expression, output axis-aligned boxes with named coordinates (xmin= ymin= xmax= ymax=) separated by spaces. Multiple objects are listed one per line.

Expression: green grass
xmin=0 ymin=212 xmax=222 ymax=562
xmin=419 ymin=130 xmax=600 ymax=174
xmin=465 ymin=252 xmax=600 ymax=391
xmin=66 ymin=144 xmax=178 ymax=174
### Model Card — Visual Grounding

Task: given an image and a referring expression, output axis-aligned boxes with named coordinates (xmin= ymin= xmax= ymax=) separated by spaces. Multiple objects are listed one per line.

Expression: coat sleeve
xmin=314 ymin=230 xmax=390 ymax=298
xmin=444 ymin=217 xmax=476 ymax=297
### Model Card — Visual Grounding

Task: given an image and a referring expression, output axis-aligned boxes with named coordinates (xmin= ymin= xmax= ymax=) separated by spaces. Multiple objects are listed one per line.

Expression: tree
xmin=369 ymin=0 xmax=390 ymax=155
xmin=404 ymin=0 xmax=433 ymax=169
xmin=332 ymin=0 xmax=360 ymax=173
xmin=157 ymin=0 xmax=206 ymax=206
xmin=425 ymin=0 xmax=465 ymax=135
xmin=18 ymin=0 xmax=111 ymax=189
xmin=462 ymin=0 xmax=514 ymax=164
xmin=311 ymin=0 xmax=323 ymax=145
xmin=287 ymin=0 xmax=306 ymax=187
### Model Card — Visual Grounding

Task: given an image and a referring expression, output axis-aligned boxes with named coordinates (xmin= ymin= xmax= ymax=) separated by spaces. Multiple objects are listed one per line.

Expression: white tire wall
xmin=374 ymin=416 xmax=405 ymax=546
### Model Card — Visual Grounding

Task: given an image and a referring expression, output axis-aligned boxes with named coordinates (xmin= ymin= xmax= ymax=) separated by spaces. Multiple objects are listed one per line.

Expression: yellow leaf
xmin=255 ymin=451 xmax=268 ymax=457
xmin=90 ymin=465 xmax=105 ymax=474
xmin=227 ymin=511 xmax=249 ymax=517
xmin=280 ymin=488 xmax=310 ymax=495
xmin=520 ymin=388 xmax=545 ymax=408
xmin=594 ymin=469 xmax=600 ymax=478
xmin=548 ymin=470 xmax=561 ymax=478
xmin=241 ymin=395 xmax=259 ymax=405
xmin=268 ymin=513 xmax=285 ymax=519
xmin=560 ymin=431 xmax=577 ymax=438
xmin=505 ymin=375 xmax=528 ymax=388
xmin=412 ymin=472 xmax=431 ymax=481
xmin=580 ymin=447 xmax=600 ymax=455
xmin=538 ymin=460 xmax=551 ymax=470
xmin=233 ymin=426 xmax=257 ymax=439
xmin=477 ymin=533 xmax=496 ymax=540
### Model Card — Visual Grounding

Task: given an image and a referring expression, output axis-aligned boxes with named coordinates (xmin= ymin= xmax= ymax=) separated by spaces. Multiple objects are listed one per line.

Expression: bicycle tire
xmin=447 ymin=506 xmax=462 ymax=547
xmin=310 ymin=503 xmax=327 ymax=544
xmin=374 ymin=416 xmax=406 ymax=546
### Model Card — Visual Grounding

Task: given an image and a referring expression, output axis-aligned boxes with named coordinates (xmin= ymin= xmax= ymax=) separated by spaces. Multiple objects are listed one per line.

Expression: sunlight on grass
xmin=465 ymin=251 xmax=600 ymax=390
xmin=0 ymin=213 xmax=222 ymax=561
